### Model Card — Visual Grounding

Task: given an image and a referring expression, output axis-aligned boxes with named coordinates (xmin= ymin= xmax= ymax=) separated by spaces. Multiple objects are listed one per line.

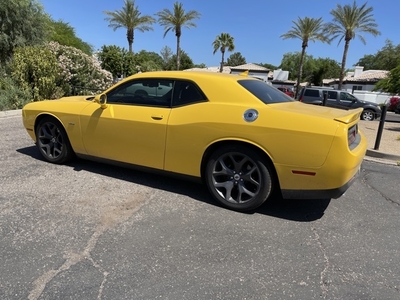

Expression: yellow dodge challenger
xmin=22 ymin=71 xmax=367 ymax=211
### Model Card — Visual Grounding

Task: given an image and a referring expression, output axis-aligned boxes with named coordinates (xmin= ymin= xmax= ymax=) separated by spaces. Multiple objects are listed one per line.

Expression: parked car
xmin=297 ymin=86 xmax=381 ymax=121
xmin=395 ymin=101 xmax=400 ymax=114
xmin=277 ymin=86 xmax=294 ymax=98
xmin=22 ymin=71 xmax=367 ymax=212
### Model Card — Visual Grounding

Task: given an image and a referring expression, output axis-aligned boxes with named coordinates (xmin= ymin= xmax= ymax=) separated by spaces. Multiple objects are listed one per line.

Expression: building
xmin=185 ymin=63 xmax=295 ymax=90
xmin=326 ymin=66 xmax=388 ymax=93
xmin=323 ymin=66 xmax=390 ymax=104
xmin=229 ymin=63 xmax=270 ymax=82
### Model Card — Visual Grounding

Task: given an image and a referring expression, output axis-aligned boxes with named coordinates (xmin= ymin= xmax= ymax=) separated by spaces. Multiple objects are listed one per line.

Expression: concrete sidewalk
xmin=358 ymin=117 xmax=400 ymax=165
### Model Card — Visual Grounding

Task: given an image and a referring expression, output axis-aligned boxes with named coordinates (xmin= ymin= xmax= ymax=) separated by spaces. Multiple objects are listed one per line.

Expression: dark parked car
xmin=298 ymin=86 xmax=381 ymax=121
xmin=395 ymin=101 xmax=400 ymax=114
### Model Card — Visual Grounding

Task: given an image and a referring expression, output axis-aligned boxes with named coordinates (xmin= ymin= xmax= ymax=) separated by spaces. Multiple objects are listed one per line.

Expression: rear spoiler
xmin=334 ymin=108 xmax=363 ymax=124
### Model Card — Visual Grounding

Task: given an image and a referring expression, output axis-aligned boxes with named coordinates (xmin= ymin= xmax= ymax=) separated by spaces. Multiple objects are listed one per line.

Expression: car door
xmin=338 ymin=92 xmax=358 ymax=108
xmin=79 ymin=78 xmax=173 ymax=170
xmin=325 ymin=90 xmax=340 ymax=108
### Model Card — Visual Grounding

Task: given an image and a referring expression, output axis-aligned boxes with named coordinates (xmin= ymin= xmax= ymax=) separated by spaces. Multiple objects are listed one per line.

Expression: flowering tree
xmin=10 ymin=42 xmax=113 ymax=102
xmin=47 ymin=42 xmax=113 ymax=95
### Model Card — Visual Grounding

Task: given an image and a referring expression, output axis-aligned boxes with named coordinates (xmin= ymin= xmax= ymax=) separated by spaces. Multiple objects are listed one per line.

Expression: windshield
xmin=238 ymin=80 xmax=294 ymax=104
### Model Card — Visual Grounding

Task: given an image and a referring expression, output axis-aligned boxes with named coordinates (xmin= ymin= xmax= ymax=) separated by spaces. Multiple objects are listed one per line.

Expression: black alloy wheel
xmin=36 ymin=117 xmax=73 ymax=164
xmin=205 ymin=145 xmax=273 ymax=212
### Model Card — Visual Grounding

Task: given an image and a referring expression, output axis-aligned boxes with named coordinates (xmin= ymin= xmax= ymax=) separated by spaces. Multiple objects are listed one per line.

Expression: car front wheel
xmin=36 ymin=117 xmax=74 ymax=164
xmin=205 ymin=145 xmax=273 ymax=212
xmin=361 ymin=109 xmax=375 ymax=121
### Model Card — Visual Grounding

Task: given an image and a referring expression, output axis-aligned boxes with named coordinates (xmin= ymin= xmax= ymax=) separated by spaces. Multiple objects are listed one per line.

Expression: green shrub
xmin=6 ymin=42 xmax=113 ymax=105
xmin=0 ymin=76 xmax=32 ymax=110
xmin=11 ymin=45 xmax=64 ymax=101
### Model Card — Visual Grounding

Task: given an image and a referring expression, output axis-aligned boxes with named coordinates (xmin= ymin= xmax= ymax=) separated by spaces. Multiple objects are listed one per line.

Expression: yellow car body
xmin=22 ymin=71 xmax=367 ymax=211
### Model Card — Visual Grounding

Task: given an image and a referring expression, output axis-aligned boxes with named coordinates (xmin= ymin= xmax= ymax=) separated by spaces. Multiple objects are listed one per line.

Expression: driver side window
xmin=340 ymin=92 xmax=356 ymax=102
xmin=107 ymin=79 xmax=173 ymax=107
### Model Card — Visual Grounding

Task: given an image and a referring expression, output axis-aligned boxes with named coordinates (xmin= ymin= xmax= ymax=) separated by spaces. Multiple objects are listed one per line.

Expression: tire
xmin=204 ymin=145 xmax=273 ymax=212
xmin=35 ymin=117 xmax=74 ymax=164
xmin=361 ymin=109 xmax=375 ymax=121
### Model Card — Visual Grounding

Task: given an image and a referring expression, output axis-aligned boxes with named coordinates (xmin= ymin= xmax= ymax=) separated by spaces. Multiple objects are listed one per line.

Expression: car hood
xmin=357 ymin=99 xmax=378 ymax=106
xmin=270 ymin=101 xmax=363 ymax=124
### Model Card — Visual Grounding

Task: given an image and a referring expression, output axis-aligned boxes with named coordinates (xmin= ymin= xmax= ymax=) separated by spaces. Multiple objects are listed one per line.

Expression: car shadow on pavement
xmin=17 ymin=145 xmax=330 ymax=222
xmin=17 ymin=144 xmax=44 ymax=160
xmin=256 ymin=196 xmax=331 ymax=222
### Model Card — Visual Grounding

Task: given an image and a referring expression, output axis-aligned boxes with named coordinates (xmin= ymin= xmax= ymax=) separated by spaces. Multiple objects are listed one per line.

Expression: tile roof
xmin=343 ymin=70 xmax=388 ymax=82
xmin=184 ymin=66 xmax=231 ymax=73
xmin=230 ymin=63 xmax=269 ymax=72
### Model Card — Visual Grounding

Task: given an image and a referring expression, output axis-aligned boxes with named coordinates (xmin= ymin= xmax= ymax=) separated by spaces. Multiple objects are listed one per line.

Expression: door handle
xmin=151 ymin=115 xmax=164 ymax=120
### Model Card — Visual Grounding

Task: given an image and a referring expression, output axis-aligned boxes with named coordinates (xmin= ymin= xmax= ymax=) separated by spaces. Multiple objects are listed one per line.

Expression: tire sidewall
xmin=361 ymin=109 xmax=374 ymax=121
xmin=36 ymin=117 xmax=73 ymax=164
xmin=205 ymin=145 xmax=272 ymax=212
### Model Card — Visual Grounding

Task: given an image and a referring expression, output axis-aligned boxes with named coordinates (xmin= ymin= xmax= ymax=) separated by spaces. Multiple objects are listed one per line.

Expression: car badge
xmin=243 ymin=109 xmax=258 ymax=122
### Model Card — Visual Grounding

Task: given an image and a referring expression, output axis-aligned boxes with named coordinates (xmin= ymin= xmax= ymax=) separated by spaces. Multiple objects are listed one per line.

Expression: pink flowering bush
xmin=2 ymin=42 xmax=113 ymax=109
xmin=47 ymin=42 xmax=113 ymax=96
xmin=388 ymin=97 xmax=400 ymax=111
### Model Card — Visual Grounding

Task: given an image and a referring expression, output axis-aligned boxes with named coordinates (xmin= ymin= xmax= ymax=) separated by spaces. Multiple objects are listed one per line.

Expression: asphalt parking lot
xmin=1 ymin=114 xmax=400 ymax=299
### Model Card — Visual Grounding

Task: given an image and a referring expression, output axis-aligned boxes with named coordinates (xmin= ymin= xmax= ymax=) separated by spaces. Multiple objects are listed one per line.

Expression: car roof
xmin=123 ymin=71 xmax=259 ymax=83
xmin=103 ymin=71 xmax=264 ymax=105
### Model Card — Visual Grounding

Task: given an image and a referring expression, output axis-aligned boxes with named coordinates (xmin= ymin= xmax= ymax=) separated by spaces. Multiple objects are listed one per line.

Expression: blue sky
xmin=39 ymin=0 xmax=398 ymax=69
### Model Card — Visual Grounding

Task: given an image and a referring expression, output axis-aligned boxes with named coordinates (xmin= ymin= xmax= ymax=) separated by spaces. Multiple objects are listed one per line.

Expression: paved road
xmin=1 ymin=115 xmax=400 ymax=299
xmin=384 ymin=111 xmax=400 ymax=123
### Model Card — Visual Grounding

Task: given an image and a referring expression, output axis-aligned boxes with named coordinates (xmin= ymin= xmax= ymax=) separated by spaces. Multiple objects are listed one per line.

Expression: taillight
xmin=348 ymin=124 xmax=358 ymax=146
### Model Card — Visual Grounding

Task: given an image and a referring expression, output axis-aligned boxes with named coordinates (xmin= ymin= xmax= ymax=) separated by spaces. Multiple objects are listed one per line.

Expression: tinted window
xmin=172 ymin=81 xmax=207 ymax=106
xmin=304 ymin=89 xmax=320 ymax=97
xmin=238 ymin=80 xmax=293 ymax=104
xmin=340 ymin=92 xmax=357 ymax=101
xmin=327 ymin=91 xmax=337 ymax=99
xmin=107 ymin=79 xmax=173 ymax=107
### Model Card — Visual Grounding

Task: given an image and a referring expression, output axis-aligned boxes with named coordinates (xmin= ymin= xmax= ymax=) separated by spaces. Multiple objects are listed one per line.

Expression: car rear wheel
xmin=361 ymin=109 xmax=375 ymax=121
xmin=36 ymin=117 xmax=74 ymax=164
xmin=205 ymin=145 xmax=272 ymax=212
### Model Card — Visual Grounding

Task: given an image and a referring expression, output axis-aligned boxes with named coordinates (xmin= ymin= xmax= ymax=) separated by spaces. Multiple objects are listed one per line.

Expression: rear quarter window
xmin=304 ymin=89 xmax=320 ymax=97
xmin=238 ymin=80 xmax=293 ymax=104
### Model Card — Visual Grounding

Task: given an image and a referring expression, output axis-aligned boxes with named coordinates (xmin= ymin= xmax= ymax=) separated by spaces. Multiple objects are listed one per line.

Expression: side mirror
xmin=95 ymin=94 xmax=108 ymax=109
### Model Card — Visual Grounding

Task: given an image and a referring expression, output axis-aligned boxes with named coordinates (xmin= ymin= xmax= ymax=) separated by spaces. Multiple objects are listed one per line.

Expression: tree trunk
xmin=295 ymin=46 xmax=306 ymax=99
xmin=338 ymin=39 xmax=350 ymax=90
xmin=220 ymin=49 xmax=225 ymax=73
xmin=127 ymin=28 xmax=134 ymax=53
xmin=176 ymin=35 xmax=181 ymax=70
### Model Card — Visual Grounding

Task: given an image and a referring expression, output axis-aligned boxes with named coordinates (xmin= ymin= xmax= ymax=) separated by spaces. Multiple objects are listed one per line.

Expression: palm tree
xmin=156 ymin=2 xmax=201 ymax=70
xmin=281 ymin=17 xmax=329 ymax=98
xmin=325 ymin=1 xmax=380 ymax=90
xmin=104 ymin=0 xmax=155 ymax=53
xmin=212 ymin=33 xmax=235 ymax=73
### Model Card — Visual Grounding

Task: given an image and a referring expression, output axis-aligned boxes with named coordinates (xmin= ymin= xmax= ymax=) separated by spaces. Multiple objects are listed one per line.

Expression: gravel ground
xmin=358 ymin=119 xmax=400 ymax=155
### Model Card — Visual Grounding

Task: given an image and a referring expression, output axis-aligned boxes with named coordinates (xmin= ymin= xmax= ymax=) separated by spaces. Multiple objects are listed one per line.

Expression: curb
xmin=365 ymin=149 xmax=400 ymax=165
